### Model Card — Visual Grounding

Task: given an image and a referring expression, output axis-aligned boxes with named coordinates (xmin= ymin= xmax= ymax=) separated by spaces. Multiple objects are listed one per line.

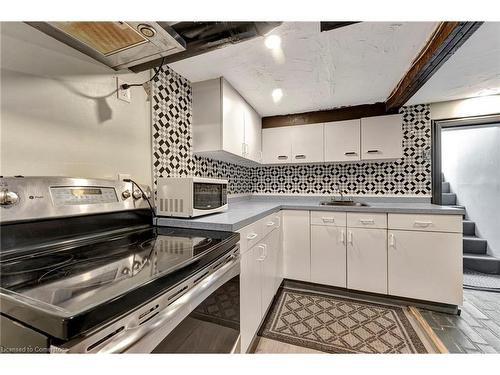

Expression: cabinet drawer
xmin=347 ymin=213 xmax=387 ymax=229
xmin=261 ymin=212 xmax=281 ymax=237
xmin=388 ymin=214 xmax=462 ymax=233
xmin=238 ymin=221 xmax=264 ymax=254
xmin=311 ymin=211 xmax=346 ymax=226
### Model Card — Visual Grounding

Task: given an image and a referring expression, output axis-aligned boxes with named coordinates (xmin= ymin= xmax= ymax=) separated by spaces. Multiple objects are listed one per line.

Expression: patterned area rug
xmin=464 ymin=268 xmax=500 ymax=292
xmin=259 ymin=288 xmax=440 ymax=354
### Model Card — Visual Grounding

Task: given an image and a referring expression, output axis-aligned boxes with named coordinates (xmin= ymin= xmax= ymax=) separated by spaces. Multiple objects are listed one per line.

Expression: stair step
xmin=442 ymin=181 xmax=450 ymax=193
xmin=463 ymin=220 xmax=476 ymax=236
xmin=463 ymin=236 xmax=488 ymax=254
xmin=442 ymin=193 xmax=457 ymax=206
xmin=463 ymin=253 xmax=500 ymax=274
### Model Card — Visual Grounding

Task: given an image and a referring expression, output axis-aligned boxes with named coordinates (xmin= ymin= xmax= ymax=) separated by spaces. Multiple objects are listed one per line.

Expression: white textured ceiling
xmin=407 ymin=22 xmax=500 ymax=105
xmin=169 ymin=22 xmax=438 ymax=116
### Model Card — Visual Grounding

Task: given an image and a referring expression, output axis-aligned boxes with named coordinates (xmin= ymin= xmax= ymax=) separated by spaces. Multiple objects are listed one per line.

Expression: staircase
xmin=441 ymin=175 xmax=500 ymax=274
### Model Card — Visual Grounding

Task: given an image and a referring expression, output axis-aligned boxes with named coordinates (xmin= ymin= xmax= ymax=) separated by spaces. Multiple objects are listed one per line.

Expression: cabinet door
xmin=361 ymin=114 xmax=403 ymax=160
xmin=291 ymin=124 xmax=324 ymax=163
xmin=311 ymin=225 xmax=347 ymax=287
xmin=243 ymin=102 xmax=262 ymax=163
xmin=222 ymin=79 xmax=245 ymax=157
xmin=282 ymin=210 xmax=310 ymax=282
xmin=261 ymin=230 xmax=280 ymax=315
xmin=262 ymin=127 xmax=292 ymax=164
xmin=240 ymin=245 xmax=262 ymax=353
xmin=347 ymin=228 xmax=387 ymax=294
xmin=388 ymin=230 xmax=463 ymax=305
xmin=324 ymin=119 xmax=361 ymax=162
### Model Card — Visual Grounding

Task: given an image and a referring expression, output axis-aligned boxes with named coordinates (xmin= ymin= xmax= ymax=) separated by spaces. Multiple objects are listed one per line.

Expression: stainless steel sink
xmin=320 ymin=200 xmax=369 ymax=207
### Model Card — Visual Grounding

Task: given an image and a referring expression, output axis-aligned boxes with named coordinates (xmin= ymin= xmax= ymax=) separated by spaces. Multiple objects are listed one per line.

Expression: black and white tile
xmin=152 ymin=66 xmax=431 ymax=196
xmin=151 ymin=67 xmax=252 ymax=194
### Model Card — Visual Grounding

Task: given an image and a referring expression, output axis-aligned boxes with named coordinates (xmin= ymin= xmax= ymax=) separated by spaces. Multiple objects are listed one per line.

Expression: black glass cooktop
xmin=0 ymin=225 xmax=239 ymax=339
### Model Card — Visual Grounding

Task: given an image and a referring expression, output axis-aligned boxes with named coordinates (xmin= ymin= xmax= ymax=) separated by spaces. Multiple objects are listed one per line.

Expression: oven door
xmin=59 ymin=246 xmax=240 ymax=354
xmin=192 ymin=182 xmax=228 ymax=214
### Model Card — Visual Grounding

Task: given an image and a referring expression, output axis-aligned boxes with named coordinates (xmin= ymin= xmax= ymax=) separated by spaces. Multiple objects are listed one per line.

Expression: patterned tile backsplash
xmin=152 ymin=66 xmax=431 ymax=196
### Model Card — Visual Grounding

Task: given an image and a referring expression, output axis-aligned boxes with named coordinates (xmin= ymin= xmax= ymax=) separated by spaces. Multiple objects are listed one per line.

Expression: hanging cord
xmin=123 ymin=178 xmax=156 ymax=219
xmin=120 ymin=57 xmax=165 ymax=90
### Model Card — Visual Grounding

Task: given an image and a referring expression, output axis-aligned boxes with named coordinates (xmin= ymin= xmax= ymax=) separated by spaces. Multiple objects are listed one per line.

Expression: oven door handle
xmin=96 ymin=253 xmax=240 ymax=354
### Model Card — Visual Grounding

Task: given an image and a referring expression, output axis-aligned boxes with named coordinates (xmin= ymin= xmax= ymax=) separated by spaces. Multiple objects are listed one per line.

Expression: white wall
xmin=431 ymin=94 xmax=500 ymax=120
xmin=0 ymin=22 xmax=152 ymax=185
xmin=442 ymin=124 xmax=500 ymax=257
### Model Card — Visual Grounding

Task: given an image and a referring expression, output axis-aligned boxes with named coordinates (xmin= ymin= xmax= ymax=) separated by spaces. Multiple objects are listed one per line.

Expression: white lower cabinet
xmin=239 ymin=213 xmax=283 ymax=353
xmin=282 ymin=210 xmax=310 ymax=282
xmin=240 ymin=245 xmax=262 ymax=353
xmin=311 ymin=225 xmax=347 ymax=288
xmin=388 ymin=230 xmax=463 ymax=305
xmin=346 ymin=228 xmax=388 ymax=294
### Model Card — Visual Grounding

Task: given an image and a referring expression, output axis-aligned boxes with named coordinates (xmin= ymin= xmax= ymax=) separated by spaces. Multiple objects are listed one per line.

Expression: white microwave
xmin=156 ymin=177 xmax=228 ymax=218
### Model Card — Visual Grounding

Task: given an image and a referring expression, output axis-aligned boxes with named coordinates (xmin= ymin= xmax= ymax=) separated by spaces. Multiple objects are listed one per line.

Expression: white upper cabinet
xmin=262 ymin=127 xmax=292 ymax=164
xmin=221 ymin=79 xmax=246 ymax=157
xmin=192 ymin=77 xmax=262 ymax=165
xmin=291 ymin=124 xmax=324 ymax=163
xmin=242 ymin=100 xmax=262 ymax=163
xmin=262 ymin=124 xmax=324 ymax=164
xmin=361 ymin=114 xmax=403 ymax=160
xmin=324 ymin=119 xmax=361 ymax=162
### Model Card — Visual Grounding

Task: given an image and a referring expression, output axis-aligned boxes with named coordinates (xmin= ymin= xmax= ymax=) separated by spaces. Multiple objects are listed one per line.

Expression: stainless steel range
xmin=0 ymin=177 xmax=240 ymax=353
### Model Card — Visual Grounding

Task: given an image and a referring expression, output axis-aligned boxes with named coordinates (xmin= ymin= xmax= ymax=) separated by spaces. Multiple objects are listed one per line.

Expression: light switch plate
xmin=116 ymin=78 xmax=131 ymax=103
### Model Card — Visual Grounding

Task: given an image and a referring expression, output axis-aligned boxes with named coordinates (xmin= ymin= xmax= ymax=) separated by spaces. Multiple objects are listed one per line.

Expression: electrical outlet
xmin=116 ymin=78 xmax=131 ymax=103
xmin=118 ymin=173 xmax=131 ymax=181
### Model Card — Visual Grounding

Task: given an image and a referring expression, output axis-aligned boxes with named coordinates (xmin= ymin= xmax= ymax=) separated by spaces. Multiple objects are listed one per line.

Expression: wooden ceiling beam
xmin=262 ymin=102 xmax=396 ymax=129
xmin=385 ymin=21 xmax=483 ymax=110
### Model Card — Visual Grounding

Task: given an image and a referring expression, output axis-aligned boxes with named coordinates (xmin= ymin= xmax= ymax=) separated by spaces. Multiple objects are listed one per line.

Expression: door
xmin=243 ymin=102 xmax=262 ymax=162
xmin=324 ymin=119 xmax=361 ymax=162
xmin=311 ymin=225 xmax=347 ymax=287
xmin=222 ymin=79 xmax=245 ymax=157
xmin=282 ymin=210 xmax=310 ymax=281
xmin=240 ymin=245 xmax=262 ymax=353
xmin=388 ymin=230 xmax=463 ymax=305
xmin=347 ymin=228 xmax=387 ymax=294
xmin=262 ymin=127 xmax=292 ymax=164
xmin=361 ymin=114 xmax=403 ymax=160
xmin=291 ymin=124 xmax=324 ymax=163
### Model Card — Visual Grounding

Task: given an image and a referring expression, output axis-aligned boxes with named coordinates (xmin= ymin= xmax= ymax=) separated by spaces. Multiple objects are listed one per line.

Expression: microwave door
xmin=193 ymin=183 xmax=224 ymax=210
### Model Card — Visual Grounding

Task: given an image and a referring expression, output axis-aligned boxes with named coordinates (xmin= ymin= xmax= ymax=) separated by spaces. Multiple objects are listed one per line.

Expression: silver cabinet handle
xmin=367 ymin=150 xmax=379 ymax=154
xmin=257 ymin=244 xmax=267 ymax=261
xmin=321 ymin=217 xmax=335 ymax=223
xmin=294 ymin=154 xmax=306 ymax=159
xmin=359 ymin=219 xmax=375 ymax=224
xmin=341 ymin=229 xmax=346 ymax=245
xmin=246 ymin=233 xmax=258 ymax=240
xmin=277 ymin=155 xmax=288 ymax=160
xmin=344 ymin=152 xmax=357 ymax=156
xmin=414 ymin=221 xmax=433 ymax=227
xmin=266 ymin=221 xmax=274 ymax=227
xmin=348 ymin=231 xmax=353 ymax=245
xmin=389 ymin=233 xmax=395 ymax=248
xmin=96 ymin=254 xmax=240 ymax=353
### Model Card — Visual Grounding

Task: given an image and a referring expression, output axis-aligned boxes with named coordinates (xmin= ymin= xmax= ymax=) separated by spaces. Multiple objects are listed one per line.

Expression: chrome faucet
xmin=331 ymin=185 xmax=346 ymax=202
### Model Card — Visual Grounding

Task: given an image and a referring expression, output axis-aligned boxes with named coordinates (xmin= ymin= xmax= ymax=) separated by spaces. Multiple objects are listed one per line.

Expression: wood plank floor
xmin=253 ymin=288 xmax=500 ymax=354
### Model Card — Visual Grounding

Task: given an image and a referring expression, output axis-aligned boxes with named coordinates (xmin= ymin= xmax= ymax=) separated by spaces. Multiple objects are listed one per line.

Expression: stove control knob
xmin=0 ymin=189 xmax=20 ymax=206
xmin=132 ymin=190 xmax=143 ymax=200
xmin=122 ymin=190 xmax=131 ymax=200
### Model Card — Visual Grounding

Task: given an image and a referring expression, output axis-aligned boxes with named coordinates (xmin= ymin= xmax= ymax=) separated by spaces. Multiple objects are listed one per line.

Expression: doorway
xmin=431 ymin=115 xmax=500 ymax=289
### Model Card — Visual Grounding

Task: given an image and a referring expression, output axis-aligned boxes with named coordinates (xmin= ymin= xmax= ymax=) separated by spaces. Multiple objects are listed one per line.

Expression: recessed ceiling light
xmin=265 ymin=35 xmax=281 ymax=50
xmin=272 ymin=88 xmax=283 ymax=103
